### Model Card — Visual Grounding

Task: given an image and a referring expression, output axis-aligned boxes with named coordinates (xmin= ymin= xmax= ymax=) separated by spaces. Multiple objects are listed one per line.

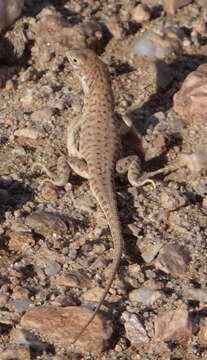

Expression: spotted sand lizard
xmin=33 ymin=48 xmax=175 ymax=344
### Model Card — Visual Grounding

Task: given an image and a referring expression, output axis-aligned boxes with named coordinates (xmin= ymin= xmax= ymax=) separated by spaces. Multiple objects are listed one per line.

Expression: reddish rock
xmin=174 ymin=64 xmax=207 ymax=123
xmin=21 ymin=306 xmax=112 ymax=353
xmin=0 ymin=345 xmax=30 ymax=360
xmin=154 ymin=308 xmax=193 ymax=341
xmin=32 ymin=10 xmax=105 ymax=68
xmin=55 ymin=270 xmax=92 ymax=288
xmin=154 ymin=244 xmax=191 ymax=276
xmin=8 ymin=231 xmax=35 ymax=252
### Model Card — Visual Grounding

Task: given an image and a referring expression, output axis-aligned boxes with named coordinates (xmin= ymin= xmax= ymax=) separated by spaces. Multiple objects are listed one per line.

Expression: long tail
xmin=71 ymin=185 xmax=123 ymax=344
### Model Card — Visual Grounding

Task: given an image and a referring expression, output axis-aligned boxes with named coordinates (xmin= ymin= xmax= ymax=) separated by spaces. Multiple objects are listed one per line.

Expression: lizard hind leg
xmin=68 ymin=157 xmax=90 ymax=179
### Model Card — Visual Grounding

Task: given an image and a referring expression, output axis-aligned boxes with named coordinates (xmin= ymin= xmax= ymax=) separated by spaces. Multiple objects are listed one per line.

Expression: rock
xmin=8 ymin=231 xmax=35 ymax=252
xmin=178 ymin=150 xmax=207 ymax=175
xmin=160 ymin=188 xmax=186 ymax=210
xmin=192 ymin=178 xmax=207 ymax=197
xmin=0 ymin=309 xmax=20 ymax=325
xmin=129 ymin=287 xmax=162 ymax=306
xmin=45 ymin=260 xmax=61 ymax=276
xmin=130 ymin=27 xmax=182 ymax=59
xmin=203 ymin=196 xmax=207 ymax=208
xmin=163 ymin=0 xmax=192 ymax=15
xmin=154 ymin=244 xmax=191 ymax=276
xmin=140 ymin=243 xmax=163 ymax=263
xmin=9 ymin=297 xmax=31 ymax=312
xmin=104 ymin=17 xmax=123 ymax=39
xmin=73 ymin=194 xmax=96 ymax=214
xmin=39 ymin=182 xmax=58 ymax=202
xmin=14 ymin=127 xmax=45 ymax=140
xmin=82 ymin=287 xmax=104 ymax=303
xmin=132 ymin=4 xmax=151 ymax=23
xmin=25 ymin=211 xmax=67 ymax=236
xmin=32 ymin=10 xmax=105 ymax=68
xmin=122 ymin=311 xmax=149 ymax=343
xmin=198 ymin=318 xmax=207 ymax=342
xmin=0 ymin=175 xmax=13 ymax=188
xmin=0 ymin=293 xmax=9 ymax=307
xmin=30 ymin=107 xmax=55 ymax=123
xmin=173 ymin=63 xmax=207 ymax=123
xmin=142 ymin=0 xmax=163 ymax=6
xmin=21 ymin=306 xmax=112 ymax=353
xmin=183 ymin=288 xmax=207 ymax=303
xmin=0 ymin=0 xmax=24 ymax=33
xmin=20 ymin=89 xmax=35 ymax=106
xmin=12 ymin=145 xmax=27 ymax=156
xmin=55 ymin=270 xmax=92 ymax=288
xmin=154 ymin=308 xmax=193 ymax=341
xmin=0 ymin=345 xmax=30 ymax=360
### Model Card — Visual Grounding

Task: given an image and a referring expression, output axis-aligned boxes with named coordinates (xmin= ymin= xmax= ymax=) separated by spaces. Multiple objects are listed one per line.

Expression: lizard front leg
xmin=32 ymin=117 xmax=90 ymax=186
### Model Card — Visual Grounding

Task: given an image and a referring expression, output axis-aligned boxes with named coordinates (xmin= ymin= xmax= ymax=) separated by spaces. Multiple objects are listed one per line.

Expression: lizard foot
xmin=116 ymin=155 xmax=176 ymax=189
xmin=32 ymin=155 xmax=70 ymax=187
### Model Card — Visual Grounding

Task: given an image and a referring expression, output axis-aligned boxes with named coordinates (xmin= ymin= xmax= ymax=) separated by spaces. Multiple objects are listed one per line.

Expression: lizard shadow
xmin=125 ymin=53 xmax=207 ymax=171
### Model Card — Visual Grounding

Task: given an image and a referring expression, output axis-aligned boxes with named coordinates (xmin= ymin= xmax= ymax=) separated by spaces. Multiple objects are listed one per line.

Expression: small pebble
xmin=55 ymin=270 xmax=92 ymax=288
xmin=9 ymin=298 xmax=31 ymax=312
xmin=82 ymin=287 xmax=104 ymax=302
xmin=130 ymin=27 xmax=182 ymax=59
xmin=30 ymin=107 xmax=54 ymax=123
xmin=160 ymin=188 xmax=186 ymax=211
xmin=141 ymin=243 xmax=163 ymax=263
xmin=39 ymin=182 xmax=58 ymax=201
xmin=132 ymin=4 xmax=150 ymax=23
xmin=14 ymin=127 xmax=45 ymax=140
xmin=25 ymin=211 xmax=67 ymax=236
xmin=122 ymin=311 xmax=149 ymax=343
xmin=45 ymin=260 xmax=61 ymax=276
xmin=8 ymin=231 xmax=35 ymax=252
xmin=129 ymin=287 xmax=162 ymax=306
xmin=154 ymin=244 xmax=191 ymax=276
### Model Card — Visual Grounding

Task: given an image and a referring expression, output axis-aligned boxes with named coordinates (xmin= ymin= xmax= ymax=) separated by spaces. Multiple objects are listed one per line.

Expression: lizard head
xmin=66 ymin=48 xmax=109 ymax=95
xmin=66 ymin=49 xmax=96 ymax=93
xmin=66 ymin=49 xmax=86 ymax=70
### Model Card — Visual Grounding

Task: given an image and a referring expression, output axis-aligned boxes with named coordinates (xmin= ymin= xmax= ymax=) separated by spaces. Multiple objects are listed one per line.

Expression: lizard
xmin=32 ymin=48 xmax=176 ymax=344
